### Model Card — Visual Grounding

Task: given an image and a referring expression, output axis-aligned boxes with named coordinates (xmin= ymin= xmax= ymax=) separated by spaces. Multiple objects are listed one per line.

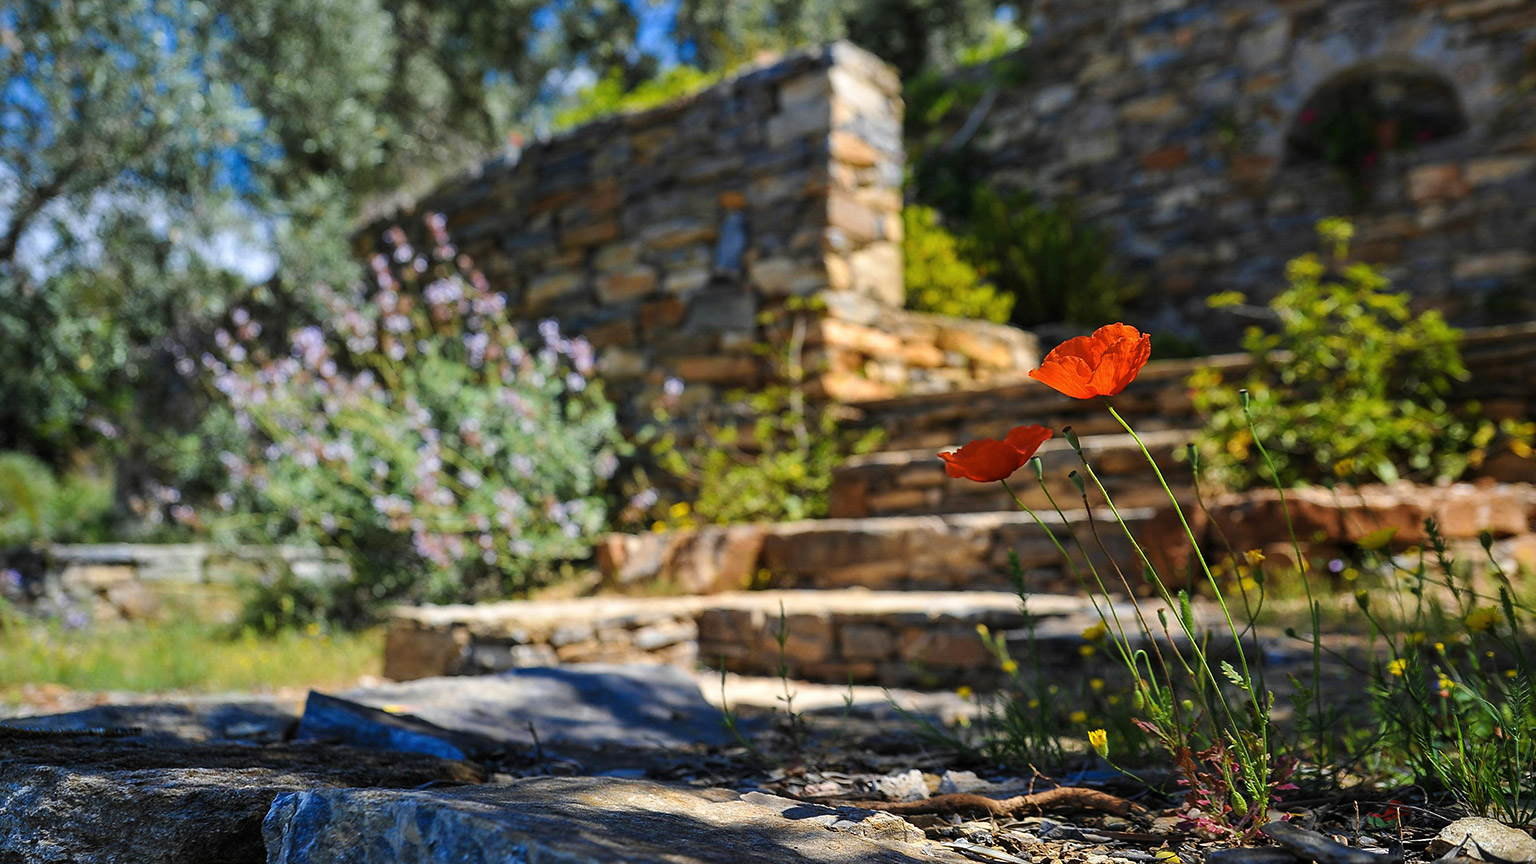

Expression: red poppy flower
xmin=938 ymin=425 xmax=1054 ymax=483
xmin=1028 ymin=323 xmax=1152 ymax=399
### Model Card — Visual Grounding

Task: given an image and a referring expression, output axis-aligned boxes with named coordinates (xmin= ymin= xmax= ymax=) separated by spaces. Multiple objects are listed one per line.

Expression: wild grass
xmin=0 ymin=608 xmax=380 ymax=706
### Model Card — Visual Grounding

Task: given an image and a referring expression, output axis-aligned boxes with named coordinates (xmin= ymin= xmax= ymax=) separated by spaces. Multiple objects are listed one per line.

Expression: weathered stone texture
xmin=971 ymin=0 xmax=1536 ymax=342
xmin=363 ymin=42 xmax=1014 ymax=430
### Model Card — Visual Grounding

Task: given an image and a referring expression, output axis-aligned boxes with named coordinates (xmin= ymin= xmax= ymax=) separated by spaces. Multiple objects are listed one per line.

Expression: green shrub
xmin=207 ymin=218 xmax=624 ymax=628
xmin=0 ymin=452 xmax=115 ymax=546
xmin=964 ymin=187 xmax=1136 ymax=328
xmin=640 ymin=300 xmax=880 ymax=527
xmin=1193 ymin=218 xmax=1500 ymax=490
xmin=902 ymin=205 xmax=1013 ymax=324
xmin=552 ymin=65 xmax=721 ymax=132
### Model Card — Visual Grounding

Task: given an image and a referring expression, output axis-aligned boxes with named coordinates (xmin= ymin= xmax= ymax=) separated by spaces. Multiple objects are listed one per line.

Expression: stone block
xmin=847 ymin=242 xmax=903 ymax=306
xmin=640 ymin=297 xmax=687 ymax=330
xmin=643 ymin=220 xmax=718 ymax=251
xmin=749 ymin=257 xmax=826 ymax=296
xmin=682 ymin=287 xmax=757 ymax=332
xmin=383 ymin=624 xmax=469 ymax=680
xmin=595 ymin=267 xmax=658 ymax=304
xmin=593 ymin=241 xmax=642 ymax=271
xmin=828 ymin=67 xmax=893 ymax=122
xmin=60 ymin=563 xmax=135 ymax=590
xmin=1453 ymin=251 xmax=1533 ymax=282
xmin=813 ymin=317 xmax=903 ymax=357
xmin=1067 ymin=131 xmax=1120 ymax=166
xmin=665 ymin=268 xmax=713 ymax=295
xmin=815 ymin=372 xmax=897 ymax=402
xmin=1140 ymin=146 xmax=1189 ymax=171
xmin=838 ymin=624 xmax=897 ymax=661
xmin=525 ymin=270 xmax=587 ymax=309
xmin=768 ymin=100 xmax=830 ymax=149
xmin=669 ymin=354 xmax=761 ymax=384
xmin=560 ymin=220 xmax=620 ymax=249
xmin=1119 ymin=93 xmax=1183 ymax=124
xmin=827 ymin=193 xmax=885 ymax=244
xmin=597 ymin=347 xmax=648 ymax=379
xmin=898 ymin=627 xmax=993 ymax=668
xmin=829 ymin=130 xmax=883 ymax=168
xmin=1408 ymin=164 xmax=1470 ymax=202
xmin=1466 ymin=155 xmax=1534 ymax=186
xmin=583 ymin=318 xmax=636 ymax=349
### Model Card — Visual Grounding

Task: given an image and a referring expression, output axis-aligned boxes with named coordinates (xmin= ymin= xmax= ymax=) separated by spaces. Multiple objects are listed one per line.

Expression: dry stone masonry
xmin=975 ymin=0 xmax=1536 ymax=338
xmin=372 ymin=43 xmax=1037 ymax=425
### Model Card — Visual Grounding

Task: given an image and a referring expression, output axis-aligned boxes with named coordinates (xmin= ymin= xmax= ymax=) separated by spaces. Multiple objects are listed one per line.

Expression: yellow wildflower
xmin=1387 ymin=658 xmax=1408 ymax=677
xmin=1069 ymin=710 xmax=1088 ymax=724
xmin=1079 ymin=644 xmax=1096 ymax=657
xmin=1466 ymin=606 xmax=1499 ymax=633
xmin=1088 ymin=728 xmax=1109 ymax=757
xmin=1244 ymin=549 xmax=1265 ymax=566
xmin=1081 ymin=621 xmax=1108 ymax=642
xmin=1001 ymin=659 xmax=1019 ymax=675
xmin=1089 ymin=678 xmax=1105 ymax=693
xmin=956 ymin=686 xmax=973 ymax=700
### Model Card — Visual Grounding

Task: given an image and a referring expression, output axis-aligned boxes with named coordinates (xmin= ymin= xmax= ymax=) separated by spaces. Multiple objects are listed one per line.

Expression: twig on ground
xmin=838 ymin=786 xmax=1149 ymax=820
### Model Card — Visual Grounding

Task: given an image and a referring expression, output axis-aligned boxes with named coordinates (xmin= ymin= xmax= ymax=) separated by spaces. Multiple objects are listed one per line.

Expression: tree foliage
xmin=673 ymin=0 xmax=1019 ymax=78
xmin=0 ymin=0 xmax=641 ymax=465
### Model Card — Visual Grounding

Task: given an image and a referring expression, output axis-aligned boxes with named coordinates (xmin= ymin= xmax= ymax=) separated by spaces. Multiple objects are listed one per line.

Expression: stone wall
xmin=0 ymin=544 xmax=348 ymax=624
xmin=971 ymin=0 xmax=1536 ymax=341
xmin=849 ymin=322 xmax=1536 ymax=473
xmin=368 ymin=44 xmax=1035 ymax=423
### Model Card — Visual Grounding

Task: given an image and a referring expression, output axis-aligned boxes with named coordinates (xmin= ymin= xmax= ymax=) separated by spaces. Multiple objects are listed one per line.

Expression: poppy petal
xmin=938 ymin=438 xmax=1028 ymax=483
xmin=1029 ymin=356 xmax=1099 ymax=399
xmin=1003 ymin=424 xmax=1054 ymax=460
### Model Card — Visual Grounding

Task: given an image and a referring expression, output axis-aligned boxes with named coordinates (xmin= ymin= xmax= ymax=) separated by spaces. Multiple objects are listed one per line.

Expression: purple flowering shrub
xmin=204 ymin=216 xmax=622 ymax=626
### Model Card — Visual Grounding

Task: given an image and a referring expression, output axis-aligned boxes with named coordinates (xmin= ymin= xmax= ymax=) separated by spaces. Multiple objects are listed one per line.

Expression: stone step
xmin=597 ymin=508 xmax=1154 ymax=595
xmin=384 ymin=589 xmax=1207 ymax=690
xmin=845 ymin=324 xmax=1536 ymax=456
xmin=845 ymin=353 xmax=1237 ymax=453
xmin=695 ymin=589 xmax=1183 ymax=690
xmin=832 ymin=429 xmax=1194 ymax=518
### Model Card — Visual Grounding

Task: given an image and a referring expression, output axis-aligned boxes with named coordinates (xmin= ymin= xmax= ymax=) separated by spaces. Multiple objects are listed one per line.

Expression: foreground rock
xmin=264 ymin=776 xmax=966 ymax=864
xmin=0 ymin=735 xmax=481 ymax=864
xmin=1 ymin=699 xmax=300 ymax=743
xmin=336 ymin=663 xmax=739 ymax=752
xmin=1431 ymin=817 xmax=1536 ymax=863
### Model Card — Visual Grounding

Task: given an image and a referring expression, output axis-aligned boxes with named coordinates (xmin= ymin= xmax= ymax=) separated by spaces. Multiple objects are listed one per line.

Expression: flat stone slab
xmin=1 ymin=699 xmax=301 ymax=743
xmin=0 ymin=736 xmax=481 ymax=864
xmin=264 ymin=776 xmax=968 ymax=864
xmin=338 ymin=663 xmax=738 ymax=751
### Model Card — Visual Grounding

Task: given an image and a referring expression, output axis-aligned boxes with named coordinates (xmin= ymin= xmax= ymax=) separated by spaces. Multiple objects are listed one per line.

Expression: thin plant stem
xmin=1239 ymin=399 xmax=1327 ymax=766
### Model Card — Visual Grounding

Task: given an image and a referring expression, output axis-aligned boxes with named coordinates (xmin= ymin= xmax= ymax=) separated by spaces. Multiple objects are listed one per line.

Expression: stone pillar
xmin=371 ymin=42 xmax=909 ymax=423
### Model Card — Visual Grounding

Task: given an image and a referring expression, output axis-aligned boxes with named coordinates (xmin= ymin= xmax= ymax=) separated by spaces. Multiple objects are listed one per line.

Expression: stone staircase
xmin=385 ymin=362 xmax=1210 ymax=689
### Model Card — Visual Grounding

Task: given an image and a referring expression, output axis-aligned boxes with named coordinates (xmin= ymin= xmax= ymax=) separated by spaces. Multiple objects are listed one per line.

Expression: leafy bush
xmin=1193 ymin=218 xmax=1498 ymax=490
xmin=902 ymin=205 xmax=1013 ymax=324
xmin=0 ymin=452 xmax=116 ymax=546
xmin=640 ymin=300 xmax=880 ymax=528
xmin=552 ymin=65 xmax=721 ymax=132
xmin=964 ymin=188 xmax=1136 ymax=328
xmin=206 ymin=217 xmax=624 ymax=627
